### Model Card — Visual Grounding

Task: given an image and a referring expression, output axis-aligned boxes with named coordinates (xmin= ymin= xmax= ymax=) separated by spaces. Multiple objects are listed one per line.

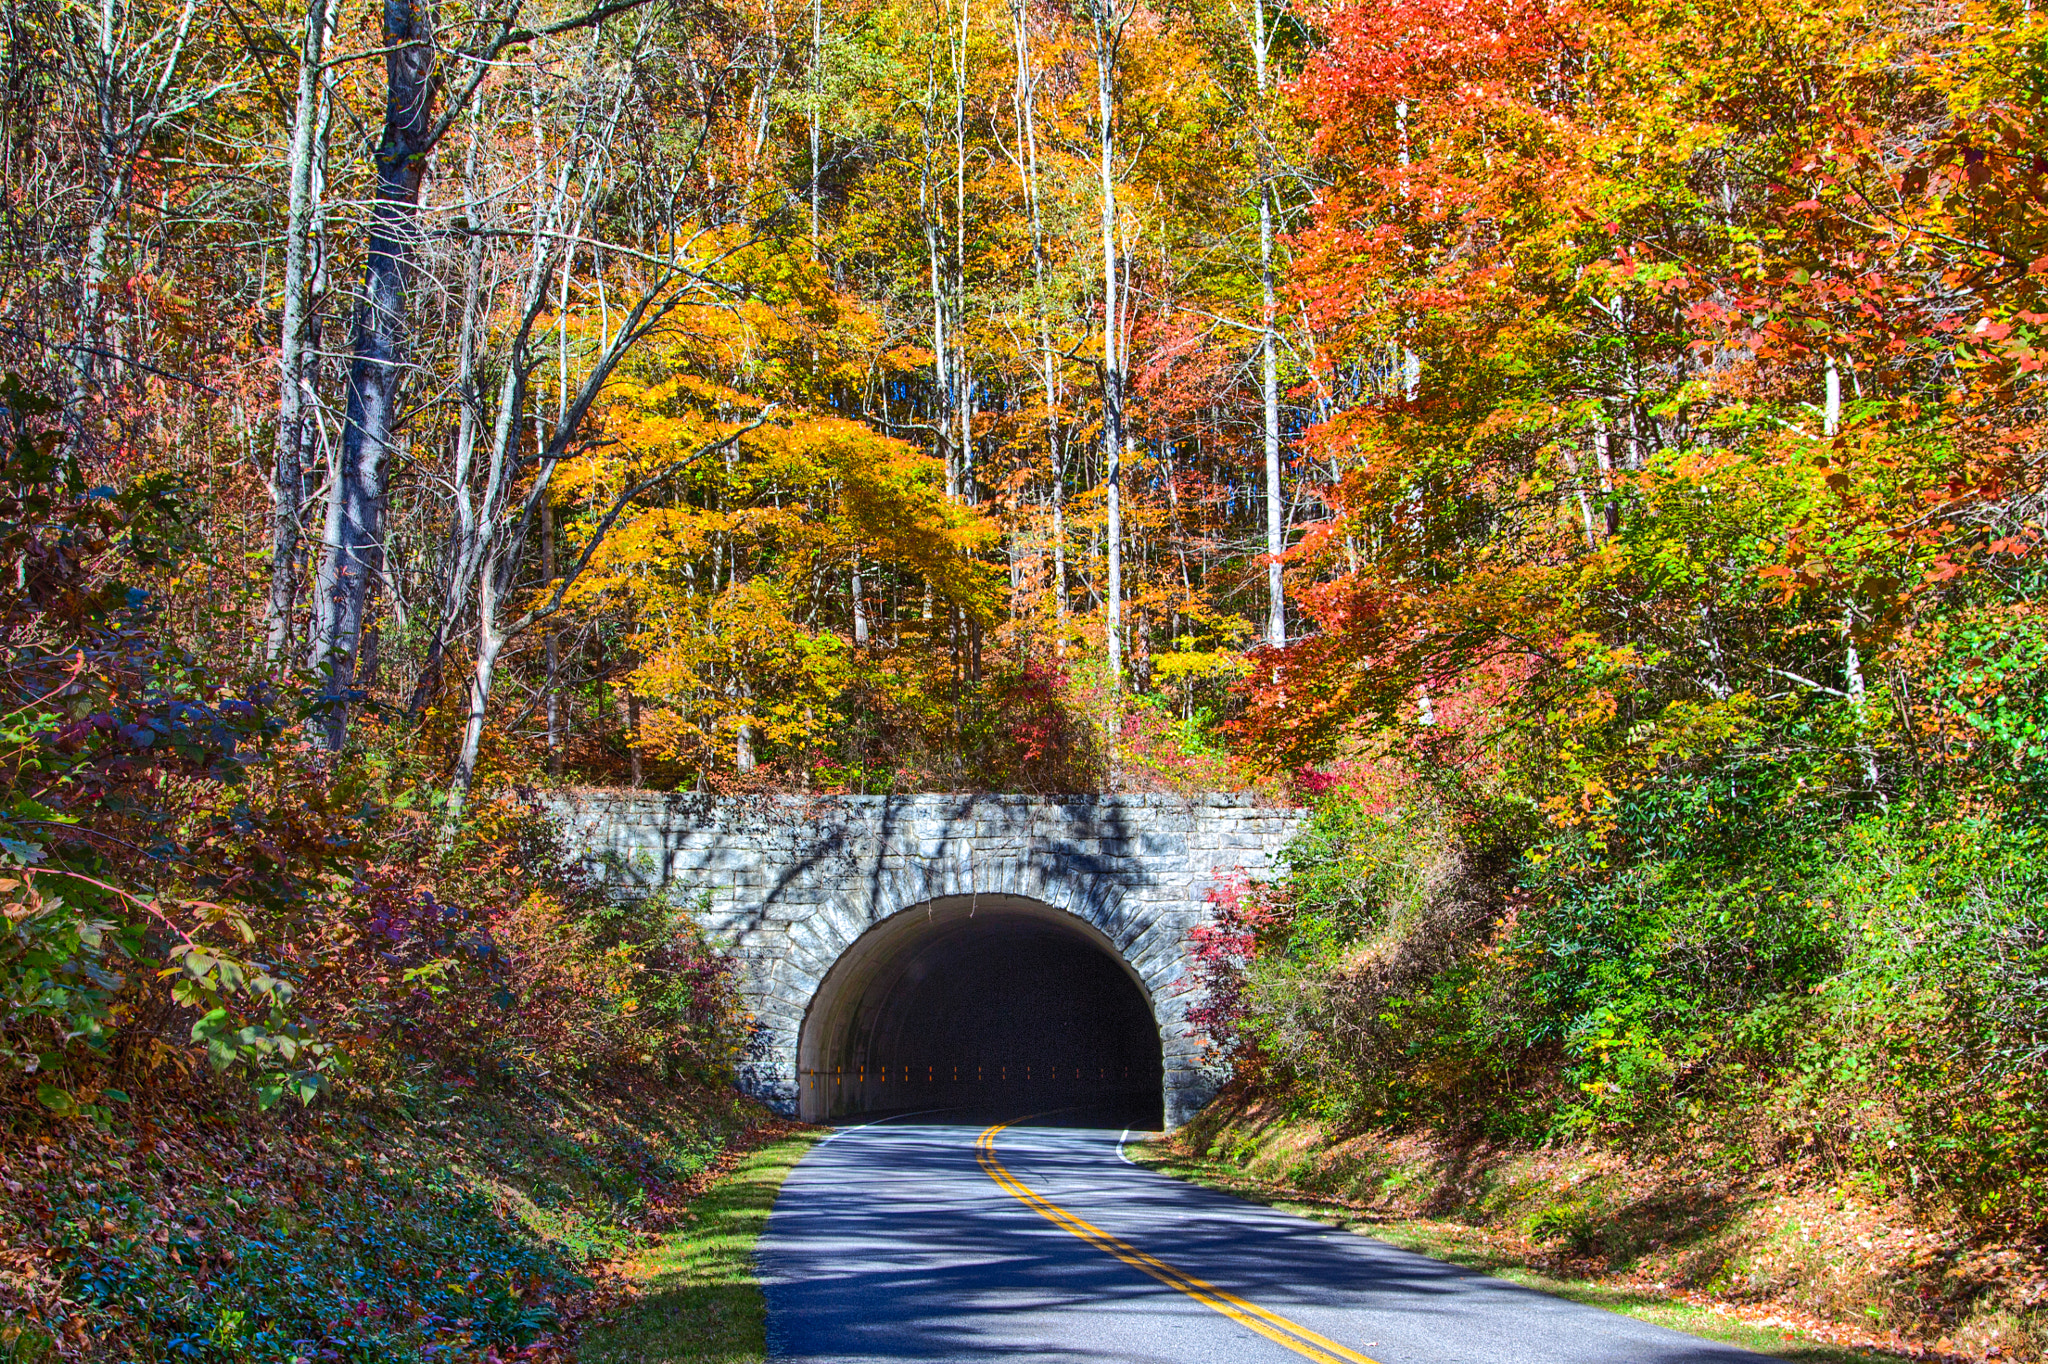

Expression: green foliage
xmin=1524 ymin=1200 xmax=1605 ymax=1255
xmin=1270 ymin=796 xmax=1440 ymax=957
xmin=15 ymin=1074 xmax=755 ymax=1364
xmin=1229 ymin=783 xmax=2048 ymax=1227
xmin=59 ymin=1165 xmax=581 ymax=1363
xmin=0 ymin=869 xmax=129 ymax=1072
xmin=1927 ymin=605 xmax=2048 ymax=799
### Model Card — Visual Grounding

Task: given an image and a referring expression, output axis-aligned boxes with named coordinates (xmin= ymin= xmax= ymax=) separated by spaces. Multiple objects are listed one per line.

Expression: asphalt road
xmin=759 ymin=1106 xmax=1765 ymax=1364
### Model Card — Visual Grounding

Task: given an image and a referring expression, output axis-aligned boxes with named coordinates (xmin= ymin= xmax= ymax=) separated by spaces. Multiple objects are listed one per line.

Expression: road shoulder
xmin=1123 ymin=1137 xmax=1943 ymax=1364
xmin=578 ymin=1125 xmax=828 ymax=1364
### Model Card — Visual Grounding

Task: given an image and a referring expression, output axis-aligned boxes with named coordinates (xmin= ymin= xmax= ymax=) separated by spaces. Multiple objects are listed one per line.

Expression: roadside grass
xmin=1126 ymin=1140 xmax=1922 ymax=1364
xmin=577 ymin=1129 xmax=827 ymax=1364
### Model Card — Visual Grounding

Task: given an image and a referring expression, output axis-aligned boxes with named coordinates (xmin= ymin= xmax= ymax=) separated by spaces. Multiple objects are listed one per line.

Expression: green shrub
xmin=1225 ymin=780 xmax=2048 ymax=1228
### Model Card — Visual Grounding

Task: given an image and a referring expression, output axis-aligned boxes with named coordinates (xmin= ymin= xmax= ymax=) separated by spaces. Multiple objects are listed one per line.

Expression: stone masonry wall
xmin=545 ymin=792 xmax=1306 ymax=1128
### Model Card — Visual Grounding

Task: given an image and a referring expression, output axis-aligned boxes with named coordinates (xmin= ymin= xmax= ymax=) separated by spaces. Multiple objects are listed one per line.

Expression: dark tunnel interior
xmin=797 ymin=896 xmax=1164 ymax=1127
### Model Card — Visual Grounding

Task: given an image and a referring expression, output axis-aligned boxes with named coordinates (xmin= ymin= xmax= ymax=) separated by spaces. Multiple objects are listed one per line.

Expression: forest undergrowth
xmin=1180 ymin=788 xmax=2048 ymax=1362
xmin=0 ymin=394 xmax=770 ymax=1360
xmin=0 ymin=1074 xmax=766 ymax=1364
xmin=1141 ymin=1105 xmax=2039 ymax=1364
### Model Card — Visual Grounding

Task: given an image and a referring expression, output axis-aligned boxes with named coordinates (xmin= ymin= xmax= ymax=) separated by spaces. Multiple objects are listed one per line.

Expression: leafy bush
xmin=1216 ymin=778 xmax=2048 ymax=1229
xmin=58 ymin=1162 xmax=581 ymax=1363
xmin=5 ymin=1067 xmax=755 ymax=1364
xmin=0 ymin=375 xmax=746 ymax=1116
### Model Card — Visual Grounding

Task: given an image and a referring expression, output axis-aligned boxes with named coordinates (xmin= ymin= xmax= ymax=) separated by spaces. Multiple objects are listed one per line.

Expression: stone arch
xmin=737 ymin=849 xmax=1210 ymax=1126
xmin=793 ymin=893 xmax=1166 ymax=1122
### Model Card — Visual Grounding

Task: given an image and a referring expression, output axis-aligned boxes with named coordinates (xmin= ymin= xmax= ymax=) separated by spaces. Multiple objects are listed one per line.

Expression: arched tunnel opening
xmin=797 ymin=895 xmax=1165 ymax=1127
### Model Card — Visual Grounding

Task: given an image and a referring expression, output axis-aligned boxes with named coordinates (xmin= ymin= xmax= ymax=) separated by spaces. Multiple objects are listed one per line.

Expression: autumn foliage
xmin=5 ymin=0 xmax=2048 ymax=1348
xmin=1202 ymin=0 xmax=2048 ymax=1290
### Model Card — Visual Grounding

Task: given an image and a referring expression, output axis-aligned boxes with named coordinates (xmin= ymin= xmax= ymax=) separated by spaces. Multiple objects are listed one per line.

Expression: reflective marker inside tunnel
xmin=795 ymin=894 xmax=1165 ymax=1126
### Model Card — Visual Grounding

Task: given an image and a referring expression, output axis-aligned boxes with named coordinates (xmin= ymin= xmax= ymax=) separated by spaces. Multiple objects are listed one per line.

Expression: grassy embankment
xmin=577 ymin=1127 xmax=825 ymax=1364
xmin=1132 ymin=1094 xmax=2042 ymax=1364
xmin=0 ymin=1077 xmax=822 ymax=1363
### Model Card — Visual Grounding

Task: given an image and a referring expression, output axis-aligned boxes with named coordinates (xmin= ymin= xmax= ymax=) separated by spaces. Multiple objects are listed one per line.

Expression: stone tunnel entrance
xmin=796 ymin=894 xmax=1165 ymax=1126
xmin=552 ymin=791 xmax=1309 ymax=1127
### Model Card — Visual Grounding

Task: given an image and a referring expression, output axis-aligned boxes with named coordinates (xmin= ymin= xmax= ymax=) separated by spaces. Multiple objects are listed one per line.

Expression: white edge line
xmin=818 ymin=1104 xmax=970 ymax=1144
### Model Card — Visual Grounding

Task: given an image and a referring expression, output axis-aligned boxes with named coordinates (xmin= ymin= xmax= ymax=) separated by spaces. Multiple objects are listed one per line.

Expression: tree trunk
xmin=70 ymin=0 xmax=126 ymax=406
xmin=734 ymin=678 xmax=755 ymax=773
xmin=407 ymin=144 xmax=491 ymax=719
xmin=809 ymin=0 xmax=822 ymax=244
xmin=312 ymin=0 xmax=440 ymax=749
xmin=447 ymin=617 xmax=504 ymax=824
xmin=1010 ymin=0 xmax=1067 ymax=631
xmin=265 ymin=0 xmax=329 ymax=665
xmin=1094 ymin=8 xmax=1124 ymax=691
xmin=851 ymin=548 xmax=869 ymax=646
xmin=1824 ymin=353 xmax=1841 ymax=437
xmin=1254 ymin=0 xmax=1284 ymax=649
xmin=1560 ymin=443 xmax=1599 ymax=550
xmin=952 ymin=0 xmax=972 ymax=501
xmin=627 ymin=681 xmax=643 ymax=786
xmin=544 ymin=504 xmax=563 ymax=776
xmin=922 ymin=153 xmax=954 ymax=498
xmin=1594 ymin=421 xmax=1618 ymax=537
xmin=928 ymin=275 xmax=951 ymax=496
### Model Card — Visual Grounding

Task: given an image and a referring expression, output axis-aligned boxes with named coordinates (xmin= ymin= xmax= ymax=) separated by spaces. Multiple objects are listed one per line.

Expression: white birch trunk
xmin=1094 ymin=7 xmax=1125 ymax=691
xmin=852 ymin=549 xmax=869 ymax=647
xmin=1254 ymin=0 xmax=1284 ymax=649
xmin=1010 ymin=0 xmax=1067 ymax=626
xmin=264 ymin=0 xmax=329 ymax=664
xmin=952 ymin=0 xmax=973 ymax=500
xmin=921 ymin=142 xmax=954 ymax=498
xmin=810 ymin=0 xmax=822 ymax=244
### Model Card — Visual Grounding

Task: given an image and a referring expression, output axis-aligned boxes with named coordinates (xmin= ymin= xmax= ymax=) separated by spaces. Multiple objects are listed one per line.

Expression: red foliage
xmin=1185 ymin=875 xmax=1277 ymax=1068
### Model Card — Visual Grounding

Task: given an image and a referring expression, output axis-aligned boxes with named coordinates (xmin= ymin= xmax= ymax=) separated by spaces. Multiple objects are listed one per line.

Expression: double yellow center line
xmin=974 ymin=1121 xmax=1383 ymax=1364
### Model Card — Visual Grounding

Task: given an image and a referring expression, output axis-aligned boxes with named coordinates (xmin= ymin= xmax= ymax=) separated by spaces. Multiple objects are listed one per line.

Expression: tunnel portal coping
xmin=546 ymin=791 xmax=1308 ymax=1129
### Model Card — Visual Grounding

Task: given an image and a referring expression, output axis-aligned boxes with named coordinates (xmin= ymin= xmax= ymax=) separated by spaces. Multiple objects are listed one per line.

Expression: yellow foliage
xmin=541 ymin=268 xmax=1001 ymax=775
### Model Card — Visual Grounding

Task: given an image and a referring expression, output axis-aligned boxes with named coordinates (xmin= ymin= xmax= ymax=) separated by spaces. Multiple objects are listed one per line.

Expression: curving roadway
xmin=759 ymin=1108 xmax=1763 ymax=1364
